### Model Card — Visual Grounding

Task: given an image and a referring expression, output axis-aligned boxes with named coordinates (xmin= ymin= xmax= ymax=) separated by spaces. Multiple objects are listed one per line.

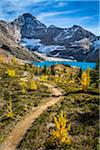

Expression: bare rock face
xmin=11 ymin=13 xmax=46 ymax=39
xmin=45 ymin=25 xmax=95 ymax=46
xmin=10 ymin=23 xmax=21 ymax=42
xmin=85 ymin=36 xmax=100 ymax=61
xmin=0 ymin=20 xmax=21 ymax=42
xmin=11 ymin=13 xmax=95 ymax=45
xmin=0 ymin=20 xmax=43 ymax=61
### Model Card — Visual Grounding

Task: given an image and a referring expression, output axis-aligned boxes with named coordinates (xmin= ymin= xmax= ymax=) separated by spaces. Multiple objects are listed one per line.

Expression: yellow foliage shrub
xmin=55 ymin=77 xmax=61 ymax=83
xmin=41 ymin=75 xmax=48 ymax=82
xmin=29 ymin=79 xmax=37 ymax=91
xmin=68 ymin=79 xmax=75 ymax=84
xmin=20 ymin=78 xmax=37 ymax=93
xmin=6 ymin=69 xmax=16 ymax=77
xmin=52 ymin=111 xmax=71 ymax=144
xmin=0 ymin=56 xmax=4 ymax=63
xmin=11 ymin=57 xmax=17 ymax=65
xmin=6 ymin=99 xmax=14 ymax=119
xmin=20 ymin=80 xmax=27 ymax=93
xmin=80 ymin=68 xmax=90 ymax=91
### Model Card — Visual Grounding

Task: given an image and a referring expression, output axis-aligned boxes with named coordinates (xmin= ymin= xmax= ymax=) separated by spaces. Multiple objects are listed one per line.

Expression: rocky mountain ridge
xmin=0 ymin=19 xmax=44 ymax=62
xmin=0 ymin=13 xmax=99 ymax=62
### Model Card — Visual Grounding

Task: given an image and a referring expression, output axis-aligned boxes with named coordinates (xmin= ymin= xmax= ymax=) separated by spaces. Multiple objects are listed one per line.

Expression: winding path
xmin=0 ymin=82 xmax=62 ymax=150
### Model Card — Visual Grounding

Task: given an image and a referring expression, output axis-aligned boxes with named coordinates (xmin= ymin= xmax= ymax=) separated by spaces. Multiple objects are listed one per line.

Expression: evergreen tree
xmin=90 ymin=60 xmax=99 ymax=87
xmin=51 ymin=65 xmax=55 ymax=75
xmin=43 ymin=64 xmax=47 ymax=75
xmin=35 ymin=68 xmax=38 ymax=76
xmin=78 ymin=68 xmax=83 ymax=79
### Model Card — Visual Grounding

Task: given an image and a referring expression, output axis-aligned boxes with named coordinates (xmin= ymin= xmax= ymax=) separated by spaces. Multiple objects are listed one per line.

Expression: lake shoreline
xmin=32 ymin=61 xmax=96 ymax=70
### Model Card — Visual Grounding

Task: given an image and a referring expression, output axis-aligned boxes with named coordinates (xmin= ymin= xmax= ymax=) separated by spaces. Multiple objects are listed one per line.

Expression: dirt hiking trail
xmin=0 ymin=82 xmax=63 ymax=150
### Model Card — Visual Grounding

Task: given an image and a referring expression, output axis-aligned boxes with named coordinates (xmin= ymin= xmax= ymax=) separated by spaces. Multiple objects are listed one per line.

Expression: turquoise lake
xmin=33 ymin=61 xmax=96 ymax=70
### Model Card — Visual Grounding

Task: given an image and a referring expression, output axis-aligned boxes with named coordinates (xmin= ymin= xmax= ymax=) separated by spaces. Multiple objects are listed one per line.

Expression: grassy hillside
xmin=0 ymin=57 xmax=52 ymax=143
xmin=0 ymin=56 xmax=99 ymax=150
xmin=17 ymin=65 xmax=99 ymax=150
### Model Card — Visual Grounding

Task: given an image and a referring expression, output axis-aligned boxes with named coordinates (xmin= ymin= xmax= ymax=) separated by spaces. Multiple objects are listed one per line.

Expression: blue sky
xmin=0 ymin=0 xmax=99 ymax=35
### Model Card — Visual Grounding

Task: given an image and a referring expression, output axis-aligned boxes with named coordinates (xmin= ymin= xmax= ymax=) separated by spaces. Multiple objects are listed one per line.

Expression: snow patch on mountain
xmin=20 ymin=38 xmax=66 ymax=55
xmin=38 ymin=45 xmax=66 ymax=54
xmin=74 ymin=38 xmax=92 ymax=49
xmin=20 ymin=38 xmax=41 ymax=47
xmin=34 ymin=52 xmax=76 ymax=62
xmin=92 ymin=39 xmax=100 ymax=52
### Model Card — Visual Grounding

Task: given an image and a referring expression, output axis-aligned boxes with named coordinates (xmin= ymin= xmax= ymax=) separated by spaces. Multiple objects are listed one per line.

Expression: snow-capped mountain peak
xmin=1 ymin=13 xmax=98 ymax=62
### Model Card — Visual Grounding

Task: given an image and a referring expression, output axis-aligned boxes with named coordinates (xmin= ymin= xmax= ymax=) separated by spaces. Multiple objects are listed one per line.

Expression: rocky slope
xmin=0 ymin=20 xmax=44 ymax=62
xmin=0 ymin=13 xmax=99 ymax=62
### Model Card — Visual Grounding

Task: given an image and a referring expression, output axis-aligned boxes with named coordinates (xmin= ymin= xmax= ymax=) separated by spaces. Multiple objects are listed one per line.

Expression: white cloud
xmin=0 ymin=0 xmax=98 ymax=35
xmin=42 ymin=16 xmax=99 ymax=35
xmin=84 ymin=26 xmax=100 ymax=36
xmin=54 ymin=0 xmax=99 ymax=1
xmin=57 ymin=2 xmax=66 ymax=7
xmin=37 ymin=9 xmax=81 ymax=21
